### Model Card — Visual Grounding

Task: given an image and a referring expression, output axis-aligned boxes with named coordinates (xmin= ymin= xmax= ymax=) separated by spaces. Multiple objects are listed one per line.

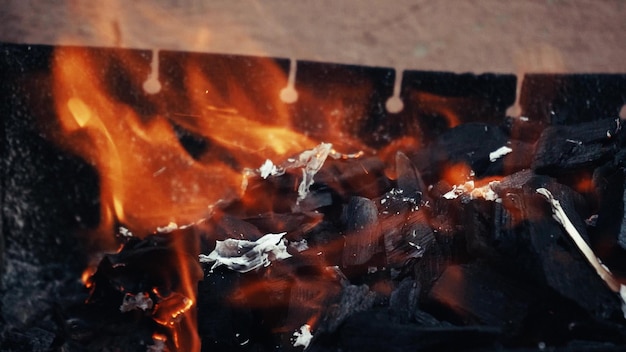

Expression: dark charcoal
xmin=318 ymin=284 xmax=377 ymax=334
xmin=491 ymin=171 xmax=620 ymax=320
xmin=388 ymin=277 xmax=420 ymax=323
xmin=532 ymin=118 xmax=623 ymax=174
xmin=431 ymin=123 xmax=510 ymax=177
xmin=427 ymin=262 xmax=537 ymax=331
xmin=588 ymin=163 xmax=626 ymax=276
xmin=341 ymin=196 xmax=381 ymax=266
xmin=394 ymin=151 xmax=427 ymax=202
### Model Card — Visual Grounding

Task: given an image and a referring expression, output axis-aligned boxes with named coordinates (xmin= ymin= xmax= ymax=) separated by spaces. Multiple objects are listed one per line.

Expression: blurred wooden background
xmin=1 ymin=0 xmax=625 ymax=73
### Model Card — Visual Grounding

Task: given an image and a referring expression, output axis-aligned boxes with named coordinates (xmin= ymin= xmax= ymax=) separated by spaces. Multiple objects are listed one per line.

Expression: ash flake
xmin=443 ymin=180 xmax=501 ymax=202
xmin=120 ymin=292 xmax=153 ymax=312
xmin=489 ymin=146 xmax=513 ymax=162
xmin=293 ymin=324 xmax=313 ymax=349
xmin=156 ymin=222 xmax=178 ymax=233
xmin=199 ymin=232 xmax=291 ymax=273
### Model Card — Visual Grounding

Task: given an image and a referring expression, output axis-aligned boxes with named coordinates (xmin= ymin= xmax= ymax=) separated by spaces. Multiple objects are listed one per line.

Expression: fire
xmin=50 ymin=46 xmax=371 ymax=351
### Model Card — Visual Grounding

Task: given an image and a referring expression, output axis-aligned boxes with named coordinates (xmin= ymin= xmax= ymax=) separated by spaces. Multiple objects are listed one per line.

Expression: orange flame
xmin=50 ymin=46 xmax=375 ymax=351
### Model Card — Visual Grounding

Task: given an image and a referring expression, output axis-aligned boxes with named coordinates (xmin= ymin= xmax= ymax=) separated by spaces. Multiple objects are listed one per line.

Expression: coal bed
xmin=2 ymin=43 xmax=626 ymax=351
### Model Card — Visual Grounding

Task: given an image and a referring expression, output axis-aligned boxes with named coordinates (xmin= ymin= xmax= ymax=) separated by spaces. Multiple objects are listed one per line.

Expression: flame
xmin=52 ymin=47 xmax=245 ymax=244
xmin=50 ymin=46 xmax=374 ymax=351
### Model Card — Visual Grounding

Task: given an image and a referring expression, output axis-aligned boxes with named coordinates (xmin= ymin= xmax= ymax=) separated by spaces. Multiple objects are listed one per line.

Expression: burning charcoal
xmin=430 ymin=123 xmax=510 ymax=178
xmin=81 ymin=232 xmax=201 ymax=351
xmin=315 ymin=156 xmax=391 ymax=200
xmin=384 ymin=209 xmax=434 ymax=268
xmin=532 ymin=118 xmax=623 ymax=174
xmin=341 ymin=196 xmax=382 ymax=266
xmin=490 ymin=171 xmax=621 ymax=319
xmin=427 ymin=262 xmax=537 ymax=330
xmin=395 ymin=151 xmax=427 ymax=203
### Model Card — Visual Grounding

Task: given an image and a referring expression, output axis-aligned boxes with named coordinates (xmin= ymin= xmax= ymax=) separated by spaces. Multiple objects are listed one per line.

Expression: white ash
xmin=536 ymin=188 xmax=626 ymax=318
xmin=118 ymin=226 xmax=133 ymax=237
xmin=199 ymin=232 xmax=291 ymax=273
xmin=242 ymin=142 xmax=362 ymax=204
xmin=295 ymin=143 xmax=333 ymax=203
xmin=443 ymin=180 xmax=500 ymax=202
xmin=489 ymin=146 xmax=513 ymax=162
xmin=292 ymin=324 xmax=313 ymax=349
xmin=120 ymin=292 xmax=153 ymax=312
xmin=156 ymin=222 xmax=178 ymax=233
xmin=258 ymin=159 xmax=284 ymax=179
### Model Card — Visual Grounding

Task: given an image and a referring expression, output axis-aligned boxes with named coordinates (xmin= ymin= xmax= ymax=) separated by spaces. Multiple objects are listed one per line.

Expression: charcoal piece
xmin=430 ymin=123 xmax=510 ymax=178
xmin=295 ymin=185 xmax=334 ymax=212
xmin=341 ymin=196 xmax=382 ymax=266
xmin=532 ymin=118 xmax=622 ymax=174
xmin=244 ymin=212 xmax=323 ymax=241
xmin=385 ymin=209 xmax=434 ymax=268
xmin=492 ymin=173 xmax=620 ymax=319
xmin=377 ymin=188 xmax=417 ymax=268
xmin=318 ymin=284 xmax=377 ymax=333
xmin=332 ymin=308 xmax=502 ymax=352
xmin=503 ymin=115 xmax=546 ymax=143
xmin=395 ymin=151 xmax=427 ymax=203
xmin=464 ymin=199 xmax=499 ymax=259
xmin=412 ymin=237 xmax=446 ymax=296
xmin=483 ymin=139 xmax=534 ymax=176
xmin=314 ymin=157 xmax=391 ymax=200
xmin=427 ymin=262 xmax=537 ymax=330
xmin=286 ymin=266 xmax=343 ymax=333
xmin=588 ymin=164 xmax=626 ymax=275
xmin=389 ymin=278 xmax=420 ymax=323
xmin=0 ymin=327 xmax=56 ymax=352
xmin=197 ymin=267 xmax=262 ymax=352
xmin=494 ymin=169 xmax=591 ymax=239
xmin=203 ymin=212 xmax=263 ymax=242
